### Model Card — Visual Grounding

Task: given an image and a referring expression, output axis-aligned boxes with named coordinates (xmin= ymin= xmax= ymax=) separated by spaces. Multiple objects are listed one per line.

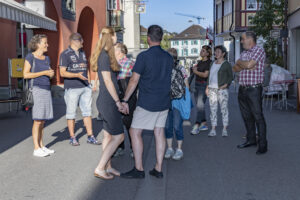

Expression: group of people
xmin=23 ymin=24 xmax=268 ymax=180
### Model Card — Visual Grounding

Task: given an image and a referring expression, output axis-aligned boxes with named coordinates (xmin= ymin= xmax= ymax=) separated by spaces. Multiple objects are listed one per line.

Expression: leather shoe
xmin=256 ymin=147 xmax=268 ymax=155
xmin=237 ymin=141 xmax=257 ymax=149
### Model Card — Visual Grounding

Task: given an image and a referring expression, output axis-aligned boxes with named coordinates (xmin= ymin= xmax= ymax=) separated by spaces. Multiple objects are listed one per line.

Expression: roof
xmin=140 ymin=25 xmax=147 ymax=33
xmin=170 ymin=25 xmax=206 ymax=40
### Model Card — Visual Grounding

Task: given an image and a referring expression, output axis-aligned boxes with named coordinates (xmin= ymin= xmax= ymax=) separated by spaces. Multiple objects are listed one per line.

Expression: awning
xmin=0 ymin=0 xmax=57 ymax=31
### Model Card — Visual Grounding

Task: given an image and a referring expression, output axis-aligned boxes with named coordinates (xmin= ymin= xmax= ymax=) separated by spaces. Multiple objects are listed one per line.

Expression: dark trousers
xmin=238 ymin=86 xmax=267 ymax=147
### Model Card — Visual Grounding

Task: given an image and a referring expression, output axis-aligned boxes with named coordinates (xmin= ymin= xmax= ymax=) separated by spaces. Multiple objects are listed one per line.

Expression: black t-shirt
xmin=133 ymin=45 xmax=173 ymax=112
xmin=195 ymin=59 xmax=211 ymax=83
xmin=59 ymin=47 xmax=89 ymax=89
xmin=97 ymin=50 xmax=119 ymax=104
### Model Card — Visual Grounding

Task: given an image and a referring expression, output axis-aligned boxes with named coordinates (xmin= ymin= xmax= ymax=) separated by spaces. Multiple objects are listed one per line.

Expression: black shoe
xmin=237 ymin=141 xmax=257 ymax=149
xmin=120 ymin=167 xmax=145 ymax=179
xmin=149 ymin=168 xmax=163 ymax=179
xmin=256 ymin=146 xmax=268 ymax=155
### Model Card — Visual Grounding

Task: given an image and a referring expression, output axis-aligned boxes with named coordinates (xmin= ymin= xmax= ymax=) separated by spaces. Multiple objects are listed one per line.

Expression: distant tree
xmin=161 ymin=34 xmax=174 ymax=50
xmin=250 ymin=0 xmax=285 ymax=66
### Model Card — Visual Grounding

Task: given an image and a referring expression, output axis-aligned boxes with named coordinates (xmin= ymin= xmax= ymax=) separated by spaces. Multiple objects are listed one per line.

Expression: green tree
xmin=250 ymin=0 xmax=285 ymax=66
xmin=161 ymin=34 xmax=174 ymax=50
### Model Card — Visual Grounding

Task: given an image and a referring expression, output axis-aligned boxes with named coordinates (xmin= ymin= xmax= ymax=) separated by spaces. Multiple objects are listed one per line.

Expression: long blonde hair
xmin=90 ymin=27 xmax=119 ymax=72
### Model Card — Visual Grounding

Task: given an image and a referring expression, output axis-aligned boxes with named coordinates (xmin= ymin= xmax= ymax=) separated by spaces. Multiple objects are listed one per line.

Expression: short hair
xmin=147 ymin=25 xmax=163 ymax=42
xmin=244 ymin=31 xmax=257 ymax=43
xmin=167 ymin=48 xmax=178 ymax=61
xmin=202 ymin=45 xmax=212 ymax=59
xmin=115 ymin=43 xmax=128 ymax=55
xmin=214 ymin=45 xmax=228 ymax=60
xmin=69 ymin=33 xmax=83 ymax=41
xmin=28 ymin=34 xmax=47 ymax=52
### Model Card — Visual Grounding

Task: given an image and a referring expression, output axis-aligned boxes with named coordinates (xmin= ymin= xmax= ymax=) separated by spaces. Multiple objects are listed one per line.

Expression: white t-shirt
xmin=209 ymin=62 xmax=222 ymax=89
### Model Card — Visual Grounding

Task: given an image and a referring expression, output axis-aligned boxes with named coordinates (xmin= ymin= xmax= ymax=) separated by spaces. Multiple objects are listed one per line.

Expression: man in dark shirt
xmin=59 ymin=33 xmax=100 ymax=146
xmin=120 ymin=25 xmax=173 ymax=179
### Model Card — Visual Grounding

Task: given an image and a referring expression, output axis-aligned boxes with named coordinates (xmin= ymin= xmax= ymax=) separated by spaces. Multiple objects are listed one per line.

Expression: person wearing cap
xmin=59 ymin=33 xmax=100 ymax=146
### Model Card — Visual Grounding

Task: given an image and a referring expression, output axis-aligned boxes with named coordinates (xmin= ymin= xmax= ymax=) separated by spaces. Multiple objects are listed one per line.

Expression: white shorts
xmin=131 ymin=106 xmax=169 ymax=130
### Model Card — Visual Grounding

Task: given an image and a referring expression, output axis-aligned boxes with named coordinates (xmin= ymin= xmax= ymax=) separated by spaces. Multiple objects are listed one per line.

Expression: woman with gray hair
xmin=23 ymin=34 xmax=55 ymax=157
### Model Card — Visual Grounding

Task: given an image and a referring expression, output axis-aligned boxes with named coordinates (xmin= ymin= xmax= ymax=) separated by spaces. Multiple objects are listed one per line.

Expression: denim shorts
xmin=64 ymin=86 xmax=92 ymax=119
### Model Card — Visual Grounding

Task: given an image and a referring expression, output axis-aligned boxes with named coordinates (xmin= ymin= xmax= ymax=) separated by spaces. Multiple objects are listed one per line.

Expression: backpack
xmin=171 ymin=65 xmax=186 ymax=99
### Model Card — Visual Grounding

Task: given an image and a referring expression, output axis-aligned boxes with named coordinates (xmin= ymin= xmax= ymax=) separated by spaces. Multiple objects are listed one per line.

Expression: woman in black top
xmin=90 ymin=27 xmax=125 ymax=180
xmin=190 ymin=45 xmax=212 ymax=135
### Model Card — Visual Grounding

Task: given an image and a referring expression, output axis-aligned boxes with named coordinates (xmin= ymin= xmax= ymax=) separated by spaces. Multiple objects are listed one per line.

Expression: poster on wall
xmin=62 ymin=0 xmax=76 ymax=21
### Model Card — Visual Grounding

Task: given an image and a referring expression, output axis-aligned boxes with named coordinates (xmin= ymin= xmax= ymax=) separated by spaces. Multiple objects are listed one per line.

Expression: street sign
xmin=270 ymin=30 xmax=280 ymax=38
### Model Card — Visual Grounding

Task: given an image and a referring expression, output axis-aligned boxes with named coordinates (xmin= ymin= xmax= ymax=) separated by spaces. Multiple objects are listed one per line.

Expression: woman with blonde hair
xmin=23 ymin=34 xmax=55 ymax=157
xmin=91 ymin=27 xmax=125 ymax=179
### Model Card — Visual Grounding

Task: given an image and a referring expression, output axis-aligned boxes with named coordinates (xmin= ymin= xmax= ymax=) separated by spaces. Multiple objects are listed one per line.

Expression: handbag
xmin=22 ymin=58 xmax=36 ymax=108
xmin=172 ymin=87 xmax=192 ymax=120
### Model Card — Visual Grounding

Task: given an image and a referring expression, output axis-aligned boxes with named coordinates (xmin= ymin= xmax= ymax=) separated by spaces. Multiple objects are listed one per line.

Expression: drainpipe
xmin=213 ymin=0 xmax=216 ymax=47
xmin=229 ymin=0 xmax=235 ymax=63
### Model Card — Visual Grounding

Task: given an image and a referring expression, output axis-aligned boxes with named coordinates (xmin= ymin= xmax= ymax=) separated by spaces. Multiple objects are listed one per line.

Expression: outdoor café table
xmin=273 ymin=79 xmax=296 ymax=110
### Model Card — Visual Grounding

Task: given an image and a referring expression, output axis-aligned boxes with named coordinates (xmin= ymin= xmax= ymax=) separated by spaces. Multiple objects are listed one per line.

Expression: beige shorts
xmin=131 ymin=106 xmax=169 ymax=130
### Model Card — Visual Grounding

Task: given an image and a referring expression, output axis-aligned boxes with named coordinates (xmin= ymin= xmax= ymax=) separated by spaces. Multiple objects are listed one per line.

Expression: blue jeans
xmin=165 ymin=108 xmax=184 ymax=141
xmin=64 ymin=86 xmax=92 ymax=119
xmin=194 ymin=82 xmax=207 ymax=124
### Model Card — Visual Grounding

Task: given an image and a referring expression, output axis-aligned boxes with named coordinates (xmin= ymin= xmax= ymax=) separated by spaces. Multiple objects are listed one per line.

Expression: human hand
xmin=192 ymin=66 xmax=198 ymax=73
xmin=121 ymin=102 xmax=129 ymax=115
xmin=219 ymin=84 xmax=228 ymax=90
xmin=116 ymin=102 xmax=125 ymax=113
xmin=205 ymin=87 xmax=209 ymax=96
xmin=45 ymin=69 xmax=55 ymax=78
xmin=77 ymin=72 xmax=88 ymax=80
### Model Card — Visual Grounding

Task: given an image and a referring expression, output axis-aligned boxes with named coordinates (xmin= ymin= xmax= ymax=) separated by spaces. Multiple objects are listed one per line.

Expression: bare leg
xmin=95 ymin=130 xmax=124 ymax=175
xmin=38 ymin=121 xmax=45 ymax=147
xmin=177 ymin=140 xmax=183 ymax=150
xmin=32 ymin=120 xmax=43 ymax=150
xmin=83 ymin=116 xmax=93 ymax=136
xmin=67 ymin=119 xmax=75 ymax=138
xmin=130 ymin=128 xmax=144 ymax=171
xmin=154 ymin=127 xmax=166 ymax=172
xmin=166 ymin=138 xmax=173 ymax=149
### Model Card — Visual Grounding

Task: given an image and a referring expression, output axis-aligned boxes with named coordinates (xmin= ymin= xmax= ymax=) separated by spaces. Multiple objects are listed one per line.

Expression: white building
xmin=170 ymin=25 xmax=209 ymax=66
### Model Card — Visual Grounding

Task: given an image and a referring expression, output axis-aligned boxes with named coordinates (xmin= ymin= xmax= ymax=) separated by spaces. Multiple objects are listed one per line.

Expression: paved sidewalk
xmin=0 ymin=90 xmax=300 ymax=200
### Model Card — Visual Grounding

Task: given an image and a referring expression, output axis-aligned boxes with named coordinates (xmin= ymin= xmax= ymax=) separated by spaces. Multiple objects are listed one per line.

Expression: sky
xmin=140 ymin=0 xmax=213 ymax=34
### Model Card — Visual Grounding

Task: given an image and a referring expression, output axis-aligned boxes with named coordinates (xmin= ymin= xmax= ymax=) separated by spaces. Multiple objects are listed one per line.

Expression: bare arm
xmin=101 ymin=71 xmax=120 ymax=102
xmin=23 ymin=60 xmax=54 ymax=79
xmin=236 ymin=59 xmax=257 ymax=70
xmin=123 ymin=72 xmax=140 ymax=102
xmin=60 ymin=67 xmax=88 ymax=80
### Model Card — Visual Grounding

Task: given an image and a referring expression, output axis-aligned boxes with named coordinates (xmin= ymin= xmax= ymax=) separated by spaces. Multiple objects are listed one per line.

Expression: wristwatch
xmin=121 ymin=99 xmax=128 ymax=103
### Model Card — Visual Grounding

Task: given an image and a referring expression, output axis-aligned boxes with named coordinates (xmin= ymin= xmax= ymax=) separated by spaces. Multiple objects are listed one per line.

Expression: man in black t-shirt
xmin=59 ymin=33 xmax=100 ymax=146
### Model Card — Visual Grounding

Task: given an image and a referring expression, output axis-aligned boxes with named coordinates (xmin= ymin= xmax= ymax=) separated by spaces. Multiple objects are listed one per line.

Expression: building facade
xmin=214 ymin=0 xmax=265 ymax=63
xmin=170 ymin=25 xmax=209 ymax=66
xmin=0 ymin=0 xmax=107 ymax=87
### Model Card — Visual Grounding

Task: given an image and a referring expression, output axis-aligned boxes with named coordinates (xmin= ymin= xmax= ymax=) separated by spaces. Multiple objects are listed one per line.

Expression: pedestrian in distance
xmin=113 ymin=42 xmax=136 ymax=158
xmin=120 ymin=25 xmax=173 ymax=179
xmin=23 ymin=34 xmax=55 ymax=157
xmin=234 ymin=31 xmax=268 ymax=155
xmin=164 ymin=48 xmax=189 ymax=161
xmin=91 ymin=27 xmax=125 ymax=180
xmin=190 ymin=45 xmax=212 ymax=135
xmin=59 ymin=33 xmax=100 ymax=146
xmin=206 ymin=45 xmax=233 ymax=137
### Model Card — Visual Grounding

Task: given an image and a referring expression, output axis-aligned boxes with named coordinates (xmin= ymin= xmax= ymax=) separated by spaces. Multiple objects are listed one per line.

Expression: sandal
xmin=94 ymin=168 xmax=114 ymax=180
xmin=106 ymin=168 xmax=120 ymax=176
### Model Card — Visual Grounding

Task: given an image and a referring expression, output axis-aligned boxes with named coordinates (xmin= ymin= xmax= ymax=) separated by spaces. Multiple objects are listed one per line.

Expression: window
xmin=217 ymin=3 xmax=222 ymax=19
xmin=247 ymin=15 xmax=255 ymax=26
xmin=184 ymin=40 xmax=188 ymax=45
xmin=246 ymin=0 xmax=257 ymax=10
xmin=182 ymin=49 xmax=188 ymax=56
xmin=173 ymin=41 xmax=179 ymax=46
xmin=107 ymin=0 xmax=117 ymax=10
xmin=224 ymin=0 xmax=232 ymax=15
xmin=191 ymin=48 xmax=198 ymax=54
xmin=191 ymin=40 xmax=198 ymax=45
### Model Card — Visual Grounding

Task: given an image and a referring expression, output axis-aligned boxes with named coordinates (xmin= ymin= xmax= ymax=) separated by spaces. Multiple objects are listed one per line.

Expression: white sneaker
xmin=208 ymin=129 xmax=217 ymax=137
xmin=172 ymin=149 xmax=183 ymax=160
xmin=42 ymin=146 xmax=55 ymax=154
xmin=164 ymin=148 xmax=174 ymax=159
xmin=222 ymin=129 xmax=228 ymax=137
xmin=190 ymin=124 xmax=200 ymax=135
xmin=33 ymin=148 xmax=50 ymax=157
